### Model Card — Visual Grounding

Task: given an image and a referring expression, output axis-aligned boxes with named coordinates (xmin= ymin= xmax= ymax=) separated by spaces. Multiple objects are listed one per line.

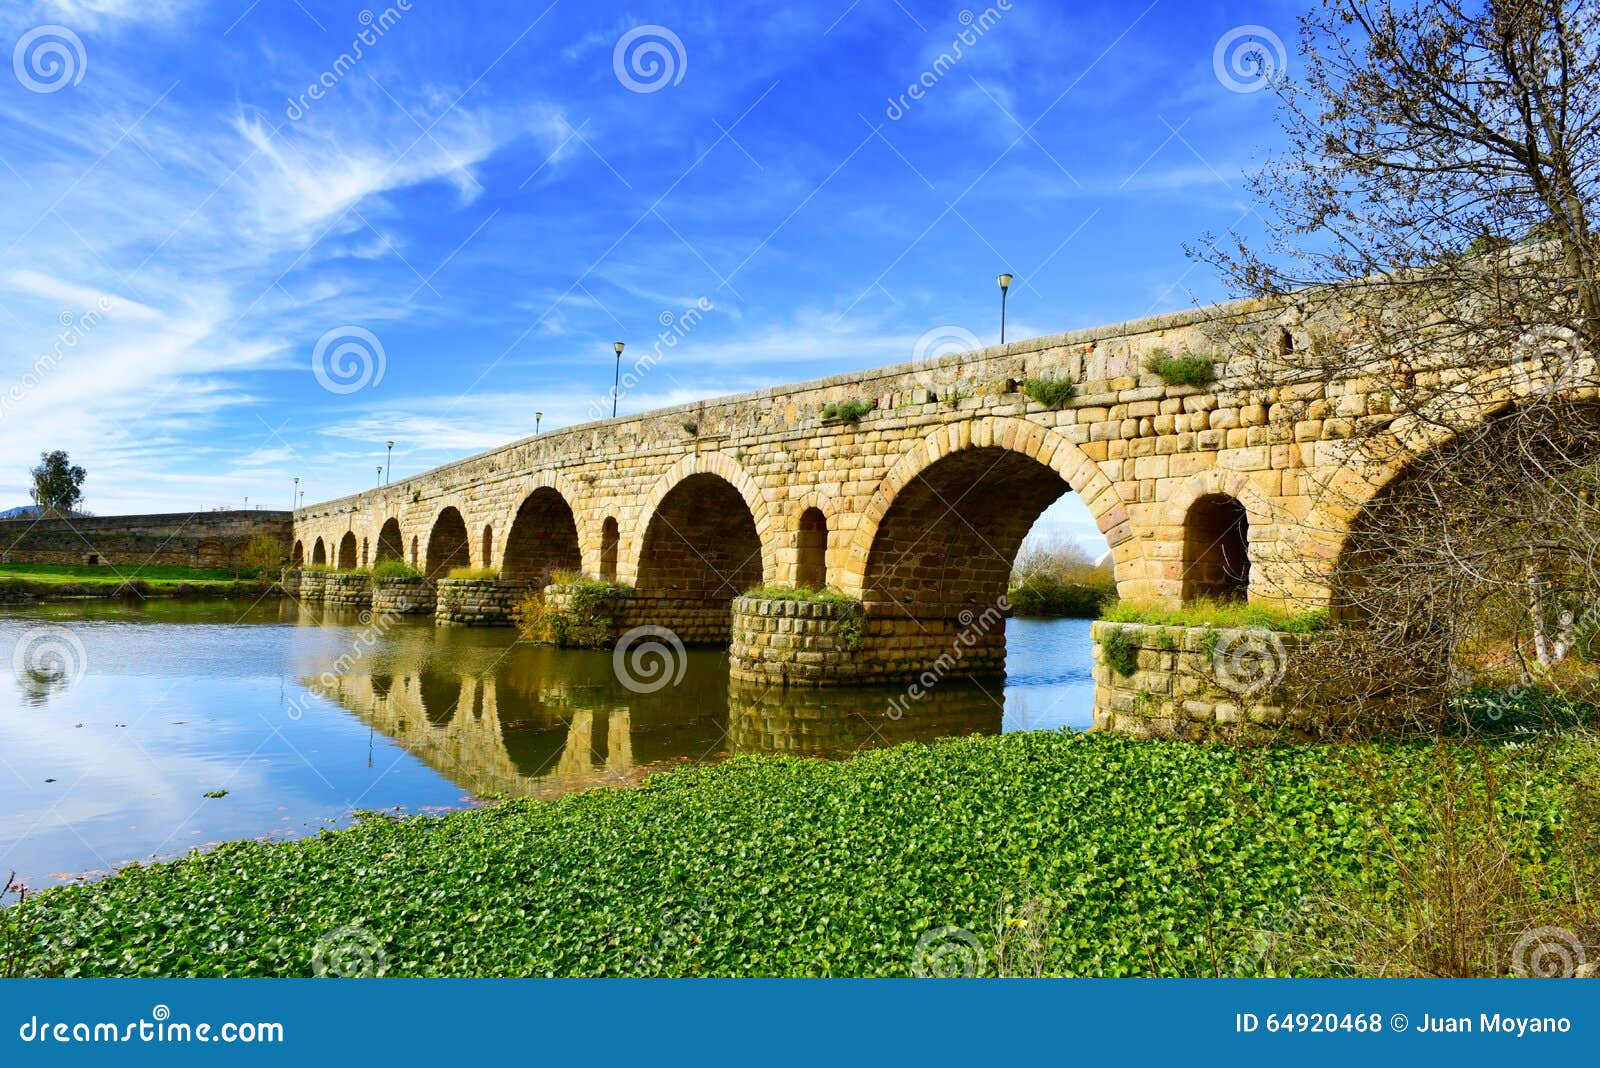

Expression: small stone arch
xmin=337 ymin=531 xmax=358 ymax=570
xmin=796 ymin=507 xmax=828 ymax=589
xmin=361 ymin=537 xmax=369 ymax=569
xmin=311 ymin=537 xmax=327 ymax=566
xmin=290 ymin=540 xmax=304 ymax=566
xmin=599 ymin=516 xmax=620 ymax=583
xmin=480 ymin=524 xmax=494 ymax=570
xmin=1159 ymin=470 xmax=1280 ymax=604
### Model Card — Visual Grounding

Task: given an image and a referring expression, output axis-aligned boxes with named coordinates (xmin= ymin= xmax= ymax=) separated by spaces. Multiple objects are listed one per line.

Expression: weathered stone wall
xmin=537 ymin=584 xmax=743 ymax=646
xmin=295 ymin=570 xmax=328 ymax=603
xmin=1091 ymin=621 xmax=1325 ymax=741
xmin=371 ymin=577 xmax=434 ymax=615
xmin=729 ymin=596 xmax=865 ymax=685
xmin=434 ymin=578 xmax=519 ymax=626
xmin=322 ymin=572 xmax=371 ymax=610
xmin=0 ymin=510 xmax=291 ymax=569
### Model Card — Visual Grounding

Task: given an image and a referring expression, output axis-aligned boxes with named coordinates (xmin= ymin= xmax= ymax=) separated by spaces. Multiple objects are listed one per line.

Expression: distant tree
xmin=28 ymin=451 xmax=85 ymax=518
xmin=241 ymin=534 xmax=287 ymax=577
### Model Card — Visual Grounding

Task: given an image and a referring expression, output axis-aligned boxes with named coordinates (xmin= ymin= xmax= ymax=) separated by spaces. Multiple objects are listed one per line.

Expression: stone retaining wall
xmin=295 ymin=570 xmax=328 ymax=603
xmin=322 ymin=573 xmax=371 ymax=610
xmin=280 ymin=569 xmax=301 ymax=598
xmin=371 ymin=576 xmax=435 ymax=615
xmin=1091 ymin=621 xmax=1323 ymax=741
xmin=0 ymin=510 xmax=291 ymax=569
xmin=729 ymin=596 xmax=866 ymax=685
xmin=534 ymin=584 xmax=740 ymax=647
xmin=435 ymin=578 xmax=520 ymax=626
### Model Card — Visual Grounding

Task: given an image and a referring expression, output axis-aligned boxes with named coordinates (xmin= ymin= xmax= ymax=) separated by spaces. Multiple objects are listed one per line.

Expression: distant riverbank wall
xmin=0 ymin=510 xmax=292 ymax=569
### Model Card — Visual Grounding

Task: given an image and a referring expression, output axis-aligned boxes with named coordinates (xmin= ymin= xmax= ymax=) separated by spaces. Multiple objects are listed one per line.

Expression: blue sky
xmin=0 ymin=0 xmax=1297 ymax=551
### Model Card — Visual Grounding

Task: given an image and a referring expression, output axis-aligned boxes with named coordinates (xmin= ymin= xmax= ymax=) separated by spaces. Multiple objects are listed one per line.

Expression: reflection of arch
xmin=337 ymin=531 xmax=358 ymax=570
xmin=311 ymin=537 xmax=327 ymax=566
xmin=599 ymin=517 xmax=619 ymax=583
xmin=503 ymin=488 xmax=581 ymax=585
xmin=844 ymin=417 xmax=1132 ymax=598
xmin=291 ymin=540 xmax=305 ymax=566
xmin=376 ymin=518 xmax=404 ymax=564
xmin=633 ymin=452 xmax=775 ymax=585
xmin=797 ymin=507 xmax=827 ymax=588
xmin=425 ymin=507 xmax=470 ymax=579
xmin=637 ymin=472 xmax=764 ymax=598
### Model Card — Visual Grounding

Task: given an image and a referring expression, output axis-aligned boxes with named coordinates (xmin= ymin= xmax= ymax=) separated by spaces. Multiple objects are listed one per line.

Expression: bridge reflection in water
xmin=288 ymin=616 xmax=1002 ymax=800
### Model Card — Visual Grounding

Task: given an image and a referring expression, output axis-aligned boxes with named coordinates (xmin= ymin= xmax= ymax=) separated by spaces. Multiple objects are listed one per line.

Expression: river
xmin=0 ymin=600 xmax=1095 ymax=887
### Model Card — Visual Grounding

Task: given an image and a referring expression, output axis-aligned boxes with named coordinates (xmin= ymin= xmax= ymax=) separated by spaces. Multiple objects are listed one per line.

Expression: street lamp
xmin=997 ymin=272 xmax=1014 ymax=345
xmin=293 ymin=476 xmax=299 ymax=512
xmin=385 ymin=441 xmax=394 ymax=485
xmin=535 ymin=411 xmax=543 ymax=434
xmin=612 ymin=341 xmax=625 ymax=418
xmin=376 ymin=466 xmax=384 ymax=488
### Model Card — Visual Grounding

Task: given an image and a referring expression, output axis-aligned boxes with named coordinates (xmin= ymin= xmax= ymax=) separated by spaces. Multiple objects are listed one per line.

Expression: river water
xmin=0 ymin=600 xmax=1095 ymax=886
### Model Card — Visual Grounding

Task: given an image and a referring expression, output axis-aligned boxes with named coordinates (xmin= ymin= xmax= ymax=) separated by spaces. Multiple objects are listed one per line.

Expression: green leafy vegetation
xmin=1101 ymin=597 xmax=1330 ymax=633
xmin=0 ymin=563 xmax=270 ymax=599
xmin=370 ymin=559 xmax=423 ymax=580
xmin=821 ymin=398 xmax=874 ymax=423
xmin=445 ymin=567 xmax=499 ymax=581
xmin=10 ymin=730 xmax=1594 ymax=977
xmin=743 ymin=585 xmax=864 ymax=649
xmin=1022 ymin=376 xmax=1076 ymax=408
xmin=1145 ymin=348 xmax=1217 ymax=388
xmin=1007 ymin=579 xmax=1113 ymax=618
xmin=28 ymin=449 xmax=86 ymax=517
xmin=1099 ymin=625 xmax=1138 ymax=676
xmin=516 ymin=579 xmax=631 ymax=647
xmin=241 ymin=535 xmax=287 ymax=576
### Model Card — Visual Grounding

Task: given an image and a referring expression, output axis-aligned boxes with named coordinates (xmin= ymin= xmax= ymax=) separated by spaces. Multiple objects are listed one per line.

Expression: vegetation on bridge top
xmin=7 ymin=728 xmax=1595 ymax=977
xmin=1144 ymin=348 xmax=1218 ymax=389
xmin=1100 ymin=598 xmax=1332 ymax=633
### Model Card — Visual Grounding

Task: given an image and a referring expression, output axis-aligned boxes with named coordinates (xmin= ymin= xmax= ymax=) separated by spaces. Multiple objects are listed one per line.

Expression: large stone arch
xmin=630 ymin=452 xmax=776 ymax=587
xmin=337 ymin=531 xmax=358 ymax=570
xmin=424 ymin=506 xmax=471 ymax=579
xmin=375 ymin=518 xmax=405 ymax=565
xmin=501 ymin=485 xmax=582 ymax=587
xmin=311 ymin=537 xmax=326 ymax=566
xmin=841 ymin=416 xmax=1135 ymax=600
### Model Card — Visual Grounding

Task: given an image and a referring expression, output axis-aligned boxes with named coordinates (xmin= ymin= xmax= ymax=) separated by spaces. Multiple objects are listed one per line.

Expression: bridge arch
xmin=425 ymin=506 xmax=471 ymax=579
xmin=842 ymin=416 xmax=1135 ymax=601
xmin=1158 ymin=470 xmax=1279 ymax=604
xmin=337 ymin=531 xmax=358 ymax=570
xmin=311 ymin=537 xmax=326 ymax=566
xmin=375 ymin=518 xmax=404 ymax=565
xmin=502 ymin=486 xmax=581 ymax=586
xmin=632 ymin=452 xmax=776 ymax=589
xmin=291 ymin=540 xmax=304 ymax=567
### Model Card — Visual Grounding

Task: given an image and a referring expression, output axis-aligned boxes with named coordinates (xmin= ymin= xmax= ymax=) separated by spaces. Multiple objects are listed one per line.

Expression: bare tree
xmin=1193 ymin=0 xmax=1600 ymax=725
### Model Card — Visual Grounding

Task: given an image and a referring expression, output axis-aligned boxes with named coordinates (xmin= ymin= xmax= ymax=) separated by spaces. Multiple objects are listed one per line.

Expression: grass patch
xmin=821 ymin=398 xmax=874 ymax=423
xmin=10 ymin=731 xmax=1596 ymax=977
xmin=1023 ymin=376 xmax=1076 ymax=408
xmin=1145 ymin=347 xmax=1217 ymax=388
xmin=516 ymin=579 xmax=631 ymax=647
xmin=1101 ymin=597 xmax=1330 ymax=633
xmin=370 ymin=559 xmax=422 ymax=580
xmin=445 ymin=567 xmax=499 ymax=581
xmin=0 ymin=563 xmax=244 ymax=587
xmin=743 ymin=585 xmax=863 ymax=648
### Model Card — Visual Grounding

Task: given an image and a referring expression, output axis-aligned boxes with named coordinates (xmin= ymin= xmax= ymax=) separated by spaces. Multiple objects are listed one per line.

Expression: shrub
xmin=1100 ymin=625 xmax=1137 ymax=676
xmin=240 ymin=534 xmax=286 ymax=576
xmin=821 ymin=398 xmax=874 ymax=423
xmin=1023 ymin=376 xmax=1076 ymax=408
xmin=1145 ymin=348 xmax=1217 ymax=388
xmin=516 ymin=579 xmax=628 ymax=647
xmin=1574 ymin=610 xmax=1598 ymax=663
xmin=1007 ymin=579 xmax=1114 ymax=618
xmin=446 ymin=566 xmax=498 ymax=580
xmin=370 ymin=559 xmax=422 ymax=580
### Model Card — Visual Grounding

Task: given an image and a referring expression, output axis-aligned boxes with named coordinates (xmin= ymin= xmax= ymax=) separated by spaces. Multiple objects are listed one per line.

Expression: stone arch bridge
xmin=292 ymin=297 xmax=1593 ymax=723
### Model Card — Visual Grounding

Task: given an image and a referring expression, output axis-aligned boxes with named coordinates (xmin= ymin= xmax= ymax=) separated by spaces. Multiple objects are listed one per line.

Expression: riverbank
xmin=0 ymin=563 xmax=275 ymax=602
xmin=9 ymin=729 xmax=1595 ymax=978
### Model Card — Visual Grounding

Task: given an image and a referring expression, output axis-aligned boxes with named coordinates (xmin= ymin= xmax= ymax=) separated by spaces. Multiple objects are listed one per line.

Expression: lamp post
xmin=385 ymin=441 xmax=394 ymax=485
xmin=293 ymin=476 xmax=299 ymax=513
xmin=612 ymin=341 xmax=625 ymax=418
xmin=535 ymin=411 xmax=543 ymax=434
xmin=997 ymin=272 xmax=1013 ymax=345
xmin=376 ymin=466 xmax=384 ymax=489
